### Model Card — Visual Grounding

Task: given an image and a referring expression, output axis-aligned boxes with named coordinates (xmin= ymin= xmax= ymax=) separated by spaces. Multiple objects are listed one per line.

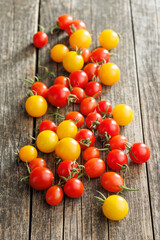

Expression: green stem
xmin=119 ymin=185 xmax=139 ymax=192
xmin=50 ymin=23 xmax=60 ymax=34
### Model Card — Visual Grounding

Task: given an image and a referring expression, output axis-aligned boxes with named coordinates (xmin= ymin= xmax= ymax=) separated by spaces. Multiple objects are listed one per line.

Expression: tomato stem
xmin=38 ymin=24 xmax=45 ymax=32
xmin=67 ymin=94 xmax=79 ymax=104
xmin=97 ymin=147 xmax=109 ymax=151
xmin=37 ymin=65 xmax=55 ymax=80
xmin=50 ymin=23 xmax=60 ymax=34
xmin=79 ymin=138 xmax=91 ymax=147
xmin=119 ymin=185 xmax=139 ymax=192
xmin=92 ymin=91 xmax=101 ymax=99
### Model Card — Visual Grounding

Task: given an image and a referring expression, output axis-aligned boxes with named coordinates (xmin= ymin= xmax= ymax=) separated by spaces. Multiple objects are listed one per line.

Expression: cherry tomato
xmin=64 ymin=178 xmax=84 ymax=198
xmin=80 ymin=97 xmax=97 ymax=116
xmin=84 ymin=158 xmax=105 ymax=178
xmin=36 ymin=130 xmax=58 ymax=153
xmin=66 ymin=20 xmax=86 ymax=35
xmin=54 ymin=76 xmax=69 ymax=88
xmin=75 ymin=129 xmax=95 ymax=149
xmin=56 ymin=14 xmax=73 ymax=30
xmin=83 ymin=147 xmax=100 ymax=161
xmin=55 ymin=138 xmax=81 ymax=161
xmin=56 ymin=120 xmax=77 ymax=140
xmin=129 ymin=143 xmax=150 ymax=163
xmin=96 ymin=100 xmax=112 ymax=117
xmin=99 ymin=29 xmax=119 ymax=50
xmin=46 ymin=186 xmax=63 ymax=206
xmin=29 ymin=167 xmax=54 ymax=191
xmin=69 ymin=70 xmax=88 ymax=89
xmin=19 ymin=145 xmax=38 ymax=163
xmin=90 ymin=48 xmax=110 ymax=64
xmin=39 ymin=120 xmax=56 ymax=132
xmin=47 ymin=85 xmax=70 ymax=107
xmin=98 ymin=63 xmax=120 ymax=86
xmin=65 ymin=111 xmax=84 ymax=127
xmin=98 ymin=118 xmax=120 ymax=140
xmin=69 ymin=29 xmax=92 ymax=50
xmin=33 ymin=31 xmax=48 ymax=48
xmin=57 ymin=161 xmax=78 ymax=179
xmin=83 ymin=63 xmax=99 ymax=80
xmin=112 ymin=104 xmax=133 ymax=126
xmin=50 ymin=44 xmax=69 ymax=63
xmin=71 ymin=87 xmax=86 ymax=103
xmin=85 ymin=81 xmax=102 ymax=98
xmin=25 ymin=95 xmax=48 ymax=117
xmin=106 ymin=149 xmax=128 ymax=171
xmin=102 ymin=195 xmax=129 ymax=220
xmin=81 ymin=48 xmax=91 ymax=63
xmin=63 ymin=51 xmax=84 ymax=73
xmin=29 ymin=158 xmax=47 ymax=170
xmin=109 ymin=135 xmax=128 ymax=151
xmin=31 ymin=82 xmax=48 ymax=98
xmin=86 ymin=112 xmax=102 ymax=130
xmin=101 ymin=172 xmax=124 ymax=192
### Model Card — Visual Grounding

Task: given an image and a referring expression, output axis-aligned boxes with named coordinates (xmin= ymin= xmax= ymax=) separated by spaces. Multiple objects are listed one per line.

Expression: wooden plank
xmin=0 ymin=0 xmax=39 ymax=239
xmin=130 ymin=0 xmax=160 ymax=239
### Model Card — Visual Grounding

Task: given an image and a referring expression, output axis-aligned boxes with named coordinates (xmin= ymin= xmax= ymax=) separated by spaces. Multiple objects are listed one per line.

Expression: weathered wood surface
xmin=0 ymin=0 xmax=159 ymax=240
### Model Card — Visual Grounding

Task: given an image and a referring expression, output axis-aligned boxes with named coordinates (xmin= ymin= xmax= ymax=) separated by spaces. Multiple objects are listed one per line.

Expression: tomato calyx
xmin=38 ymin=24 xmax=45 ymax=32
xmin=95 ymin=190 xmax=106 ymax=203
xmin=50 ymin=23 xmax=60 ymax=34
xmin=67 ymin=94 xmax=79 ymax=104
xmin=91 ymin=75 xmax=99 ymax=82
xmin=50 ymin=107 xmax=65 ymax=121
xmin=97 ymin=105 xmax=112 ymax=118
xmin=117 ymin=163 xmax=130 ymax=172
xmin=20 ymin=162 xmax=31 ymax=181
xmin=125 ymin=143 xmax=138 ymax=161
xmin=76 ymin=47 xmax=82 ymax=55
xmin=90 ymin=118 xmax=101 ymax=130
xmin=118 ymin=184 xmax=139 ymax=193
xmin=100 ymin=132 xmax=111 ymax=143
xmin=79 ymin=138 xmax=91 ymax=147
xmin=37 ymin=65 xmax=55 ymax=80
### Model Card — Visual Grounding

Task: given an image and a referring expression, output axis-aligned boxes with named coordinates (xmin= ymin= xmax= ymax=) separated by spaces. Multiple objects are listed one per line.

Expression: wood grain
xmin=0 ymin=0 xmax=39 ymax=239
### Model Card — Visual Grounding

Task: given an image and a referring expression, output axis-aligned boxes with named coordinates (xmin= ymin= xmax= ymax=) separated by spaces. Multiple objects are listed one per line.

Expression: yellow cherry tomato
xmin=102 ymin=195 xmax=129 ymax=221
xmin=55 ymin=137 xmax=81 ymax=161
xmin=62 ymin=51 xmax=84 ymax=73
xmin=99 ymin=29 xmax=119 ymax=50
xmin=56 ymin=120 xmax=77 ymax=140
xmin=36 ymin=130 xmax=58 ymax=153
xmin=19 ymin=145 xmax=38 ymax=163
xmin=98 ymin=63 xmax=120 ymax=86
xmin=25 ymin=95 xmax=48 ymax=117
xmin=50 ymin=44 xmax=69 ymax=63
xmin=69 ymin=29 xmax=92 ymax=50
xmin=112 ymin=104 xmax=133 ymax=126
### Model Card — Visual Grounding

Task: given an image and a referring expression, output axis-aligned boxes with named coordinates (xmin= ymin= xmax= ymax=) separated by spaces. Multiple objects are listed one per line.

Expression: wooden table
xmin=1 ymin=0 xmax=159 ymax=239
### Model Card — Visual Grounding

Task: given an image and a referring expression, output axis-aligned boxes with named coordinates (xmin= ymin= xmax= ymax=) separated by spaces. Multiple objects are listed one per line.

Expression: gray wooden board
xmin=0 ymin=0 xmax=39 ymax=240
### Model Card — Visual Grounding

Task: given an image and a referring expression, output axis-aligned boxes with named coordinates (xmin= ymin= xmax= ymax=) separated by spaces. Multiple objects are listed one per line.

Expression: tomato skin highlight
xmin=98 ymin=118 xmax=120 ymax=139
xmin=81 ymin=48 xmax=91 ymax=63
xmin=57 ymin=14 xmax=73 ymax=30
xmin=75 ymin=129 xmax=95 ymax=149
xmin=101 ymin=172 xmax=124 ymax=192
xmin=29 ymin=158 xmax=47 ymax=170
xmin=64 ymin=178 xmax=84 ymax=198
xmin=85 ymin=81 xmax=102 ymax=98
xmin=31 ymin=82 xmax=48 ymax=98
xmin=69 ymin=70 xmax=88 ymax=89
xmin=39 ymin=120 xmax=57 ymax=132
xmin=33 ymin=31 xmax=48 ymax=48
xmin=83 ymin=147 xmax=100 ymax=161
xmin=46 ymin=186 xmax=63 ymax=206
xmin=29 ymin=167 xmax=54 ymax=191
xmin=57 ymin=161 xmax=78 ymax=179
xmin=109 ymin=135 xmax=128 ymax=151
xmin=65 ymin=111 xmax=84 ymax=127
xmin=129 ymin=143 xmax=150 ymax=163
xmin=80 ymin=97 xmax=97 ymax=116
xmin=84 ymin=158 xmax=105 ymax=178
xmin=106 ymin=149 xmax=128 ymax=171
xmin=47 ymin=85 xmax=70 ymax=107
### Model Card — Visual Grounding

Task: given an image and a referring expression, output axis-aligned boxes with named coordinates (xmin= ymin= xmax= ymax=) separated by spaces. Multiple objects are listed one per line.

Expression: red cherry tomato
xmin=106 ymin=150 xmax=128 ymax=171
xmin=86 ymin=112 xmax=103 ymax=130
xmin=75 ymin=129 xmax=95 ymax=149
xmin=56 ymin=14 xmax=73 ymax=30
xmin=29 ymin=167 xmax=54 ymax=191
xmin=33 ymin=32 xmax=48 ymax=48
xmin=109 ymin=135 xmax=128 ymax=151
xmin=69 ymin=70 xmax=88 ymax=88
xmin=57 ymin=160 xmax=79 ymax=179
xmin=83 ymin=63 xmax=99 ymax=80
xmin=84 ymin=158 xmax=105 ymax=178
xmin=80 ymin=97 xmax=97 ymax=115
xmin=66 ymin=20 xmax=86 ymax=35
xmin=54 ymin=76 xmax=69 ymax=88
xmin=98 ymin=118 xmax=120 ymax=139
xmin=29 ymin=158 xmax=47 ymax=170
xmin=81 ymin=48 xmax=91 ymax=63
xmin=83 ymin=147 xmax=100 ymax=161
xmin=85 ymin=81 xmax=102 ymax=98
xmin=46 ymin=186 xmax=63 ymax=206
xmin=129 ymin=143 xmax=150 ymax=163
xmin=71 ymin=87 xmax=86 ymax=103
xmin=90 ymin=48 xmax=110 ymax=64
xmin=39 ymin=120 xmax=57 ymax=132
xmin=65 ymin=111 xmax=84 ymax=127
xmin=64 ymin=178 xmax=84 ymax=198
xmin=31 ymin=82 xmax=48 ymax=98
xmin=101 ymin=172 xmax=124 ymax=193
xmin=96 ymin=100 xmax=112 ymax=117
xmin=47 ymin=85 xmax=70 ymax=107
